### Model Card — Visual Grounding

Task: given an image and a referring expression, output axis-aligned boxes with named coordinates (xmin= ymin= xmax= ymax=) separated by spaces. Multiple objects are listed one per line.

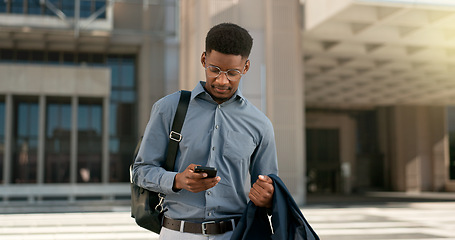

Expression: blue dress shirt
xmin=132 ymin=81 xmax=278 ymax=222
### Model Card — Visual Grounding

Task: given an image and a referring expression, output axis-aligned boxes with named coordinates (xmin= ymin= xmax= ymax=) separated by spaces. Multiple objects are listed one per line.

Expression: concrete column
xmin=37 ymin=95 xmax=46 ymax=184
xmin=264 ymin=0 xmax=306 ymax=204
xmin=137 ymin=6 xmax=169 ymax=134
xmin=69 ymin=96 xmax=78 ymax=202
xmin=1 ymin=99 xmax=4 ymax=185
xmin=3 ymin=94 xmax=12 ymax=186
xmin=102 ymin=97 xmax=109 ymax=184
xmin=70 ymin=96 xmax=78 ymax=185
xmin=386 ymin=106 xmax=448 ymax=192
xmin=179 ymin=0 xmax=306 ymax=203
xmin=179 ymin=0 xmax=210 ymax=91
xmin=428 ymin=107 xmax=447 ymax=191
xmin=392 ymin=106 xmax=420 ymax=191
xmin=137 ymin=40 xmax=168 ymax=134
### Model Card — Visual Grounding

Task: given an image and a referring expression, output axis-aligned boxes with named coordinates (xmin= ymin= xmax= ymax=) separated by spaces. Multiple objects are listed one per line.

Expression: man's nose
xmin=216 ymin=72 xmax=230 ymax=84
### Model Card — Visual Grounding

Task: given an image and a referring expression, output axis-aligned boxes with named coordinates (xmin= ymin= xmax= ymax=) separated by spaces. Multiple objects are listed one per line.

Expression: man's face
xmin=201 ymin=50 xmax=249 ymax=104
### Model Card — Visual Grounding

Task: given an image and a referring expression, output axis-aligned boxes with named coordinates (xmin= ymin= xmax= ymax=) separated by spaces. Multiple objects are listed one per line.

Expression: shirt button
xmin=218 ymin=105 xmax=221 ymax=109
xmin=207 ymin=191 xmax=211 ymax=195
xmin=212 ymin=147 xmax=215 ymax=151
xmin=208 ymin=212 xmax=212 ymax=216
xmin=215 ymin=125 xmax=219 ymax=129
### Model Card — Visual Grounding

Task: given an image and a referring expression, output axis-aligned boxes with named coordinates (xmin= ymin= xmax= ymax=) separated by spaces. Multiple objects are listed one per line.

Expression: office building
xmin=0 ymin=0 xmax=454 ymax=205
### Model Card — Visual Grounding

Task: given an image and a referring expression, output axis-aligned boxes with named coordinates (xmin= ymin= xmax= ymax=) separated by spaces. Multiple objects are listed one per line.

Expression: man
xmin=132 ymin=23 xmax=278 ymax=239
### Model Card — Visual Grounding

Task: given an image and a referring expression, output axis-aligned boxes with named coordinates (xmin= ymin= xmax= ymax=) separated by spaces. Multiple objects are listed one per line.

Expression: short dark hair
xmin=205 ymin=23 xmax=253 ymax=59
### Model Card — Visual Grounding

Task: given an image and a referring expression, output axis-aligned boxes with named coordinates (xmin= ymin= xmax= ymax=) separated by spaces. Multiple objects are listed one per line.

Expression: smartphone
xmin=194 ymin=166 xmax=217 ymax=178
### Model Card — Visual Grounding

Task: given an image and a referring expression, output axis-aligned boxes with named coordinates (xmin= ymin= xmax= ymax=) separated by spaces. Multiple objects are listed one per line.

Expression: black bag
xmin=130 ymin=90 xmax=191 ymax=234
xmin=130 ymin=182 xmax=165 ymax=233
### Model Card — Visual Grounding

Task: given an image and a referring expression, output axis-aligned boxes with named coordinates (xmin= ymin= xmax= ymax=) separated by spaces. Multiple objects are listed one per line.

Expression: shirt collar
xmin=192 ymin=81 xmax=245 ymax=103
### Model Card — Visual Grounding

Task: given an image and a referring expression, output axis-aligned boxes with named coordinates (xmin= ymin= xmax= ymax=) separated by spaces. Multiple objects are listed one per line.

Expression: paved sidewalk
xmin=1 ymin=193 xmax=455 ymax=240
xmin=0 ymin=210 xmax=159 ymax=240
xmin=303 ymin=201 xmax=455 ymax=240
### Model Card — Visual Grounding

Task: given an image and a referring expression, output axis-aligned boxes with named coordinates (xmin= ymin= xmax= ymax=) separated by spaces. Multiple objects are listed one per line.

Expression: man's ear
xmin=243 ymin=59 xmax=250 ymax=74
xmin=200 ymin=52 xmax=206 ymax=67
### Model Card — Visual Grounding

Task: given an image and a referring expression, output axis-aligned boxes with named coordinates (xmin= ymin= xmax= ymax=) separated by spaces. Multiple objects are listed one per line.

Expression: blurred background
xmin=0 ymin=0 xmax=455 ymax=210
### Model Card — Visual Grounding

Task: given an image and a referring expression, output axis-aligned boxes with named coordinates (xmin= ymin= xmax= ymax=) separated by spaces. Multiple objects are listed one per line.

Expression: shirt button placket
xmin=207 ymin=104 xmax=220 ymax=220
xmin=211 ymin=105 xmax=220 ymax=153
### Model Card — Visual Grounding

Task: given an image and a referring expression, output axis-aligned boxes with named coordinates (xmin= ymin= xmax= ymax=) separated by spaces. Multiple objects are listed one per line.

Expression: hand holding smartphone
xmin=194 ymin=166 xmax=217 ymax=178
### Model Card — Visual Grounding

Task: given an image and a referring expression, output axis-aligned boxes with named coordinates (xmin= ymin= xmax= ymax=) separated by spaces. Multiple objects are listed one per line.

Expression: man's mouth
xmin=213 ymin=85 xmax=230 ymax=93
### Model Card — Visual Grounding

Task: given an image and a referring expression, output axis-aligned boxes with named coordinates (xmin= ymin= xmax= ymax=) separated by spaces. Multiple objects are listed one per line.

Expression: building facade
xmin=1 ymin=0 xmax=454 ymax=206
xmin=303 ymin=0 xmax=455 ymax=195
xmin=0 ymin=0 xmax=178 ymax=202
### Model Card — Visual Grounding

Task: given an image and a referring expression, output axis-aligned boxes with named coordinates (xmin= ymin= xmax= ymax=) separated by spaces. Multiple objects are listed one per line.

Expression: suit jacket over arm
xmin=231 ymin=174 xmax=320 ymax=240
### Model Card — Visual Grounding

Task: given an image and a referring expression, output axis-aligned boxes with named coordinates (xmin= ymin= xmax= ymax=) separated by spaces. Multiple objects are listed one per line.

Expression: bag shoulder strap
xmin=164 ymin=90 xmax=191 ymax=171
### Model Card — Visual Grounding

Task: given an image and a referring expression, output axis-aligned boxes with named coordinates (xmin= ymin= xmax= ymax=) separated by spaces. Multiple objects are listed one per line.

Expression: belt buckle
xmin=201 ymin=221 xmax=216 ymax=236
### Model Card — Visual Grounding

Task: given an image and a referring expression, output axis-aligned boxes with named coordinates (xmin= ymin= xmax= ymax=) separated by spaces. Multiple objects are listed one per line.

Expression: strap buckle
xmin=155 ymin=193 xmax=166 ymax=213
xmin=201 ymin=221 xmax=216 ymax=236
xmin=169 ymin=131 xmax=182 ymax=142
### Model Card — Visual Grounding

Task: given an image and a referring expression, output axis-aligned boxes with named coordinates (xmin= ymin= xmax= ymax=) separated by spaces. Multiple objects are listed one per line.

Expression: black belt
xmin=162 ymin=216 xmax=238 ymax=235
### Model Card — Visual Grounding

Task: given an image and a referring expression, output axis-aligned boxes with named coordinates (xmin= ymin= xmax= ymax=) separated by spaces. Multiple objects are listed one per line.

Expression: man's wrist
xmin=172 ymin=173 xmax=182 ymax=192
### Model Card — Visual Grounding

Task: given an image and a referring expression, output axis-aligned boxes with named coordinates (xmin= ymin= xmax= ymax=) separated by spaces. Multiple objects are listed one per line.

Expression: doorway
xmin=306 ymin=128 xmax=340 ymax=193
xmin=305 ymin=112 xmax=356 ymax=195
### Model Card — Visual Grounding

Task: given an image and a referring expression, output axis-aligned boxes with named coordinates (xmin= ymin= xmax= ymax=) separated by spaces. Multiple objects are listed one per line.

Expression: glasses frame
xmin=204 ymin=60 xmax=249 ymax=82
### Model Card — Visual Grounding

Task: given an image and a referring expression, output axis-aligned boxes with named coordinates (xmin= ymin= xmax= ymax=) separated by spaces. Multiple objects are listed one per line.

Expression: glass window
xmin=47 ymin=51 xmax=60 ymax=64
xmin=77 ymin=100 xmax=102 ymax=183
xmin=0 ymin=49 xmax=14 ymax=61
xmin=44 ymin=0 xmax=57 ymax=16
xmin=80 ymin=0 xmax=92 ymax=18
xmin=107 ymin=58 xmax=120 ymax=87
xmin=28 ymin=0 xmax=42 ymax=15
xmin=120 ymin=90 xmax=136 ymax=103
xmin=108 ymin=102 xmax=136 ymax=182
xmin=78 ymin=53 xmax=90 ymax=64
xmin=0 ymin=0 xmax=106 ymax=17
xmin=91 ymin=53 xmax=105 ymax=65
xmin=11 ymin=0 xmax=24 ymax=14
xmin=95 ymin=0 xmax=106 ymax=18
xmin=108 ymin=104 xmax=117 ymax=136
xmin=45 ymin=100 xmax=71 ymax=183
xmin=448 ymin=106 xmax=455 ymax=180
xmin=30 ymin=50 xmax=45 ymax=63
xmin=13 ymin=99 xmax=39 ymax=184
xmin=0 ymin=100 xmax=4 ymax=184
xmin=1 ymin=51 xmax=138 ymax=184
xmin=16 ymin=50 xmax=29 ymax=63
xmin=107 ymin=55 xmax=137 ymax=183
xmin=61 ymin=0 xmax=74 ymax=17
xmin=63 ymin=52 xmax=75 ymax=65
xmin=0 ymin=1 xmax=7 ymax=13
xmin=121 ymin=60 xmax=135 ymax=88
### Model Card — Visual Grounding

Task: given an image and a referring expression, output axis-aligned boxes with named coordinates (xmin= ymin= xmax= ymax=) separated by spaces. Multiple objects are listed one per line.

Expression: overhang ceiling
xmin=303 ymin=1 xmax=455 ymax=108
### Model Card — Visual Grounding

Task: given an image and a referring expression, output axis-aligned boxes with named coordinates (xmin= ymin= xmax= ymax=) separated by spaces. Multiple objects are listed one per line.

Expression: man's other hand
xmin=249 ymin=175 xmax=274 ymax=208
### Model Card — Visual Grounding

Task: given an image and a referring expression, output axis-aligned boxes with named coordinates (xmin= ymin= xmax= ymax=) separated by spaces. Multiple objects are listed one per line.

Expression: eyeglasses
xmin=204 ymin=65 xmax=244 ymax=82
